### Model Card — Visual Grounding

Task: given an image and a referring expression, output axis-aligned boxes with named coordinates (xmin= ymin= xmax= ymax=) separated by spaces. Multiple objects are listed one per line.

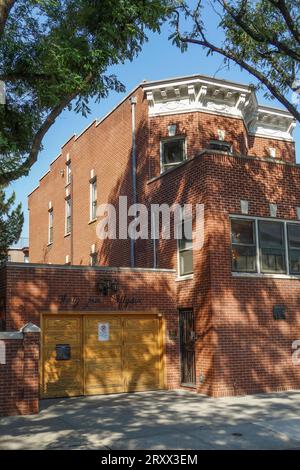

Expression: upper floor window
xmin=208 ymin=140 xmax=232 ymax=153
xmin=231 ymin=219 xmax=256 ymax=272
xmin=65 ymin=197 xmax=71 ymax=235
xmin=231 ymin=217 xmax=300 ymax=276
xmin=66 ymin=160 xmax=71 ymax=185
xmin=90 ymin=177 xmax=97 ymax=221
xmin=161 ymin=137 xmax=186 ymax=173
xmin=177 ymin=219 xmax=193 ymax=277
xmin=287 ymin=224 xmax=300 ymax=274
xmin=48 ymin=208 xmax=53 ymax=244
xmin=258 ymin=220 xmax=285 ymax=273
xmin=90 ymin=252 xmax=97 ymax=266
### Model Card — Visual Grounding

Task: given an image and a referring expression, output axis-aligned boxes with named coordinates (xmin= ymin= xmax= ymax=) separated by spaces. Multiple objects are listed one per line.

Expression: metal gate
xmin=179 ymin=309 xmax=196 ymax=386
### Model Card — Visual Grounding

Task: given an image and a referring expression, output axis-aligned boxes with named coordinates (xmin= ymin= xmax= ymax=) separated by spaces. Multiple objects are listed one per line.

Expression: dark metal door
xmin=179 ymin=309 xmax=196 ymax=386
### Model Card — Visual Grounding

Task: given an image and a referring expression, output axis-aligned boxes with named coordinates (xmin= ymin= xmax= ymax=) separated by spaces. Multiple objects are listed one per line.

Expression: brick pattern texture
xmin=24 ymin=84 xmax=300 ymax=401
xmin=0 ymin=332 xmax=40 ymax=416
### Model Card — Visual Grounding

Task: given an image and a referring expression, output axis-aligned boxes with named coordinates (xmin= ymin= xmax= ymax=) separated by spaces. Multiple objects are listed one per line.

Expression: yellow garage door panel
xmin=42 ymin=316 xmax=83 ymax=398
xmin=124 ymin=317 xmax=160 ymax=392
xmin=84 ymin=316 xmax=123 ymax=395
xmin=42 ymin=313 xmax=164 ymax=399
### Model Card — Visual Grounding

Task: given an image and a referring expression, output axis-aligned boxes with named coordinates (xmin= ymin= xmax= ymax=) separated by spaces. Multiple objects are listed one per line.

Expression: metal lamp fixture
xmin=98 ymin=279 xmax=118 ymax=296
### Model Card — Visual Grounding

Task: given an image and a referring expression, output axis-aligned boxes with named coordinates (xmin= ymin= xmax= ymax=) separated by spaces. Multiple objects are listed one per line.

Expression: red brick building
xmin=1 ymin=74 xmax=300 ymax=415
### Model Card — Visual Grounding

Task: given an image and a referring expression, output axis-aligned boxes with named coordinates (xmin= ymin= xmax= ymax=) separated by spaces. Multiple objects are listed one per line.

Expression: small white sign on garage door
xmin=98 ymin=322 xmax=109 ymax=342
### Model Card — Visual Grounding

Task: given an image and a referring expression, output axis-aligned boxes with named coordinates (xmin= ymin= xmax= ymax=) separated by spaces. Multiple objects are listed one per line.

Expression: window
xmin=66 ymin=161 xmax=71 ymax=185
xmin=287 ymin=224 xmax=300 ymax=274
xmin=177 ymin=219 xmax=193 ymax=277
xmin=48 ymin=208 xmax=53 ymax=244
xmin=258 ymin=221 xmax=286 ymax=273
xmin=65 ymin=197 xmax=71 ymax=234
xmin=230 ymin=217 xmax=300 ymax=276
xmin=90 ymin=252 xmax=97 ymax=266
xmin=90 ymin=177 xmax=97 ymax=221
xmin=208 ymin=140 xmax=232 ymax=153
xmin=231 ymin=219 xmax=257 ymax=272
xmin=161 ymin=137 xmax=186 ymax=173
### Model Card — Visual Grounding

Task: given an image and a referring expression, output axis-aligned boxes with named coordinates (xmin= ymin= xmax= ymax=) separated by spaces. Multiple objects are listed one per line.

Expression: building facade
xmin=1 ymin=74 xmax=300 ymax=416
xmin=7 ymin=238 xmax=29 ymax=263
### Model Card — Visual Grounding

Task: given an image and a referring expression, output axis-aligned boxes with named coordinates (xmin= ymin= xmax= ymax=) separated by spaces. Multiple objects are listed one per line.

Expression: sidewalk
xmin=1 ymin=390 xmax=300 ymax=450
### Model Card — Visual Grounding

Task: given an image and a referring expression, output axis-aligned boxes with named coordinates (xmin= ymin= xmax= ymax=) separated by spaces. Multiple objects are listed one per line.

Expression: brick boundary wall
xmin=0 ymin=326 xmax=40 ymax=417
xmin=0 ymin=264 xmax=179 ymax=415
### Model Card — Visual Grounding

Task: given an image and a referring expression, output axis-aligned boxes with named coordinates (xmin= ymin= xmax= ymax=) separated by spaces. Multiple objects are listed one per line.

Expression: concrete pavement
xmin=1 ymin=390 xmax=300 ymax=450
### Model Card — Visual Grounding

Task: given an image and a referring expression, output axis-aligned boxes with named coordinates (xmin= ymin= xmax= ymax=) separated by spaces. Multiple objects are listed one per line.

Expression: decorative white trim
xmin=143 ymin=75 xmax=296 ymax=141
xmin=0 ymin=331 xmax=23 ymax=340
xmin=22 ymin=322 xmax=41 ymax=333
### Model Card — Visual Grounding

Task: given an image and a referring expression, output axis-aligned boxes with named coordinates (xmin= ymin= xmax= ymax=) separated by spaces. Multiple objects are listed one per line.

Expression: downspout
xmin=130 ymin=96 xmax=137 ymax=268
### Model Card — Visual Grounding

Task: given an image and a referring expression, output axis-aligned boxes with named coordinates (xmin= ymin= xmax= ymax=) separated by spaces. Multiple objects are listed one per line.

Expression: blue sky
xmin=8 ymin=20 xmax=300 ymax=238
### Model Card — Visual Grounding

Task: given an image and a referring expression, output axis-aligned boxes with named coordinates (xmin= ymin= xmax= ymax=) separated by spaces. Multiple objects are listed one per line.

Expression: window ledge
xmin=64 ymin=232 xmax=71 ymax=238
xmin=88 ymin=218 xmax=97 ymax=225
xmin=175 ymin=274 xmax=194 ymax=282
xmin=232 ymin=272 xmax=300 ymax=280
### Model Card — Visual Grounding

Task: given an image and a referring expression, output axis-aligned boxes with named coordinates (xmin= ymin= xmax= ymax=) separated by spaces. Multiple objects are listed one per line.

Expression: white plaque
xmin=98 ymin=323 xmax=109 ymax=342
xmin=0 ymin=341 xmax=6 ymax=365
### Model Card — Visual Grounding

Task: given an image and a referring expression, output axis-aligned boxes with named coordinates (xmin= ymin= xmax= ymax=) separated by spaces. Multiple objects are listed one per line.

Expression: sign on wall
xmin=0 ymin=341 xmax=5 ymax=365
xmin=98 ymin=323 xmax=110 ymax=342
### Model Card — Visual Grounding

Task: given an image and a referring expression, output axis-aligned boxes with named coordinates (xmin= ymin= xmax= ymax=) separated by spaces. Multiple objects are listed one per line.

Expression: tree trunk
xmin=0 ymin=0 xmax=15 ymax=37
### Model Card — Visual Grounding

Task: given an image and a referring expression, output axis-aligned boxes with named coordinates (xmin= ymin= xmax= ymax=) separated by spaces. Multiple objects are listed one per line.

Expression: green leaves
xmin=0 ymin=0 xmax=173 ymax=183
xmin=0 ymin=188 xmax=24 ymax=261
xmin=171 ymin=0 xmax=300 ymax=122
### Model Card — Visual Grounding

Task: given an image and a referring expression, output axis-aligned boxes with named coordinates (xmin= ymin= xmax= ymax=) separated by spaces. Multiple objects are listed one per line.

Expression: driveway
xmin=1 ymin=390 xmax=300 ymax=450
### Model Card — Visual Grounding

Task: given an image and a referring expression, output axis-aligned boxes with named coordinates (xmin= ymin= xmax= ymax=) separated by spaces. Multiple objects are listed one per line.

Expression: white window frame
xmin=176 ymin=216 xmax=193 ymax=279
xmin=230 ymin=214 xmax=300 ymax=278
xmin=66 ymin=160 xmax=71 ymax=185
xmin=160 ymin=136 xmax=187 ymax=174
xmin=89 ymin=177 xmax=97 ymax=222
xmin=48 ymin=208 xmax=53 ymax=245
xmin=90 ymin=252 xmax=97 ymax=266
xmin=65 ymin=197 xmax=71 ymax=235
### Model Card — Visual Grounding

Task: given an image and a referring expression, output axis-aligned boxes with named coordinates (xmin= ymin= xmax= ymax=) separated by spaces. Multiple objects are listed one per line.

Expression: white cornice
xmin=143 ymin=75 xmax=296 ymax=142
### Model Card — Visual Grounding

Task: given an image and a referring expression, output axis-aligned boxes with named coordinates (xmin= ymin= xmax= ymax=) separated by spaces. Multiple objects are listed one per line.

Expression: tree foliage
xmin=0 ymin=0 xmax=172 ymax=184
xmin=170 ymin=0 xmax=300 ymax=121
xmin=0 ymin=187 xmax=23 ymax=261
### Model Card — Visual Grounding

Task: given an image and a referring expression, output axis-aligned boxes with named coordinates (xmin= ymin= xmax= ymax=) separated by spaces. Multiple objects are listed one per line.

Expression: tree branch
xmin=217 ymin=0 xmax=300 ymax=61
xmin=0 ymin=0 xmax=15 ymax=37
xmin=0 ymin=73 xmax=56 ymax=82
xmin=0 ymin=74 xmax=94 ymax=184
xmin=177 ymin=32 xmax=300 ymax=121
xmin=268 ymin=0 xmax=300 ymax=43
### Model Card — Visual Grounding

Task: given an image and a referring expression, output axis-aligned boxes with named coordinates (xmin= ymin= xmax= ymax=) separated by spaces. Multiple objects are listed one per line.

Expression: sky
xmin=7 ymin=19 xmax=300 ymax=238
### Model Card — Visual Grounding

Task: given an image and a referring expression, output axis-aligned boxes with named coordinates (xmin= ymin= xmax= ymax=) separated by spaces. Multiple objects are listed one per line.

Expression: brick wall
xmin=0 ymin=332 xmax=40 ymax=416
xmin=203 ymin=152 xmax=300 ymax=396
xmin=28 ymin=89 xmax=295 ymax=267
xmin=144 ymin=151 xmax=300 ymax=397
xmin=28 ymin=86 xmax=148 ymax=267
xmin=1 ymin=264 xmax=180 ymax=393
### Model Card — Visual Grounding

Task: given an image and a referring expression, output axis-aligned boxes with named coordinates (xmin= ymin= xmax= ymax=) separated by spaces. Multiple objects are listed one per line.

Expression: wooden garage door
xmin=42 ymin=313 xmax=164 ymax=398
xmin=42 ymin=315 xmax=83 ymax=398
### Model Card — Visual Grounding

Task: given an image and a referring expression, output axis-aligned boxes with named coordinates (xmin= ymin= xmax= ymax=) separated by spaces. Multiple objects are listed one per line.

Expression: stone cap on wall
xmin=0 ymin=322 xmax=41 ymax=339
